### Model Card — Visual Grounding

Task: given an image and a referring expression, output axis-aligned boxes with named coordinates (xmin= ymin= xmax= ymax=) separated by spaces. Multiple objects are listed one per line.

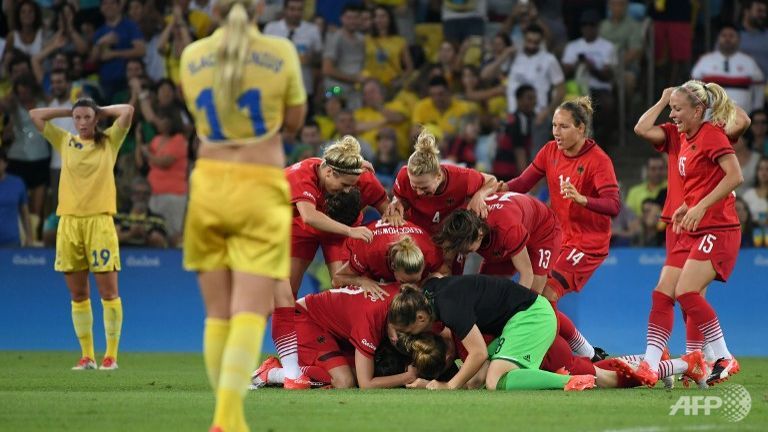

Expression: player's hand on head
xmin=404 ymin=365 xmax=418 ymax=383
xmin=348 ymin=226 xmax=373 ymax=242
xmin=661 ymin=87 xmax=676 ymax=103
xmin=468 ymin=195 xmax=489 ymax=219
xmin=383 ymin=201 xmax=405 ymax=226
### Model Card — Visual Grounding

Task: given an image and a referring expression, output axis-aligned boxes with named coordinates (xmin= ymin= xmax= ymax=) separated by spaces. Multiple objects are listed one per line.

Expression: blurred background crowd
xmin=0 ymin=0 xmax=766 ymax=252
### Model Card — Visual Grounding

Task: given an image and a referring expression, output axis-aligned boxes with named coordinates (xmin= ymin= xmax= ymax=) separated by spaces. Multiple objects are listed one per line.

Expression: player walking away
xmin=433 ymin=193 xmax=561 ymax=294
xmin=332 ymin=220 xmax=447 ymax=291
xmin=500 ymin=97 xmax=618 ymax=361
xmin=30 ymin=100 xmax=134 ymax=371
xmin=179 ymin=0 xmax=309 ymax=429
xmin=252 ymin=283 xmax=419 ymax=389
xmin=388 ymin=275 xmax=596 ymax=391
xmin=632 ymin=81 xmax=746 ymax=387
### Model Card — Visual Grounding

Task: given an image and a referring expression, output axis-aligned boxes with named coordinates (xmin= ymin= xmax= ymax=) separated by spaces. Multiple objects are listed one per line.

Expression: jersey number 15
xmin=195 ymin=87 xmax=266 ymax=140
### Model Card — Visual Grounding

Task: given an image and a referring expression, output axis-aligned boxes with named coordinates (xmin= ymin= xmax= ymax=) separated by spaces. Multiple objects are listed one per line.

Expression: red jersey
xmin=347 ymin=220 xmax=443 ymax=282
xmin=676 ymin=123 xmax=740 ymax=231
xmin=656 ymin=123 xmax=684 ymax=223
xmin=286 ymin=157 xmax=388 ymax=232
xmin=393 ymin=164 xmax=485 ymax=234
xmin=303 ymin=283 xmax=400 ymax=359
xmin=528 ymin=140 xmax=618 ymax=255
xmin=478 ymin=192 xmax=556 ymax=263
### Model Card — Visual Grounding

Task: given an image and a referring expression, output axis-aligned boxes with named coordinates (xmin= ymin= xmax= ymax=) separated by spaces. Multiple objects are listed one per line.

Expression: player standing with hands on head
xmin=633 ymin=81 xmax=747 ymax=387
xmin=30 ymin=100 xmax=134 ymax=371
xmin=500 ymin=97 xmax=619 ymax=361
xmin=179 ymin=0 xmax=308 ymax=430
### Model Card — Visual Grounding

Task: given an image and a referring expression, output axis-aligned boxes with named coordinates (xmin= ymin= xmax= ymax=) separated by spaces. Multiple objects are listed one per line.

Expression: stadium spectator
xmin=322 ymin=5 xmax=366 ymax=109
xmin=315 ymin=89 xmax=345 ymax=140
xmin=136 ymin=78 xmax=193 ymax=137
xmin=735 ymin=196 xmax=757 ymax=248
xmin=458 ymin=65 xmax=506 ymax=131
xmin=610 ymin=198 xmax=640 ymax=247
xmin=445 ymin=115 xmax=479 ymax=168
xmin=364 ymin=5 xmax=413 ymax=90
xmin=6 ymin=0 xmax=45 ymax=57
xmin=505 ymin=25 xmax=564 ymax=153
xmin=298 ymin=120 xmax=324 ymax=157
xmin=114 ymin=177 xmax=168 ymax=248
xmin=90 ymin=0 xmax=146 ymax=101
xmin=46 ymin=69 xmax=77 ymax=212
xmin=0 ymin=147 xmax=31 ymax=247
xmin=137 ymin=109 xmax=188 ymax=247
xmin=432 ymin=41 xmax=463 ymax=91
xmin=46 ymin=2 xmax=90 ymax=59
xmin=692 ymin=24 xmax=764 ymax=113
xmin=625 ymin=155 xmax=667 ymax=217
xmin=631 ymin=198 xmax=664 ymax=247
xmin=650 ymin=0 xmax=692 ymax=90
xmin=742 ymin=157 xmax=768 ymax=225
xmin=354 ymin=79 xmax=409 ymax=156
xmin=157 ymin=3 xmax=194 ymax=85
xmin=493 ymin=84 xmax=535 ymax=181
xmin=332 ymin=109 xmax=374 ymax=159
xmin=480 ymin=32 xmax=515 ymax=82
xmin=500 ymin=1 xmax=551 ymax=53
xmin=126 ymin=0 xmax=166 ymax=82
xmin=264 ymin=0 xmax=323 ymax=106
xmin=734 ymin=136 xmax=762 ymax=195
xmin=189 ymin=0 xmax=216 ymax=17
xmin=411 ymin=76 xmax=476 ymax=142
xmin=599 ymin=0 xmax=643 ymax=97
xmin=164 ymin=0 xmax=213 ymax=40
xmin=371 ymin=127 xmax=402 ymax=188
xmin=561 ymin=10 xmax=617 ymax=146
xmin=748 ymin=108 xmax=768 ymax=155
xmin=441 ymin=0 xmax=486 ymax=45
xmin=739 ymin=0 xmax=768 ymax=77
xmin=0 ymin=49 xmax=32 ymax=98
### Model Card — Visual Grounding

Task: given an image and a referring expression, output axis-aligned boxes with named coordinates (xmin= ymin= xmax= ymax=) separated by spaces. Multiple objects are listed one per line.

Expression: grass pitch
xmin=0 ymin=352 xmax=766 ymax=432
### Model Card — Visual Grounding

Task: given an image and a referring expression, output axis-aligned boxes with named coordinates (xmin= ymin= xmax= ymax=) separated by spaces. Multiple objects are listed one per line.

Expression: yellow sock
xmin=204 ymin=318 xmax=230 ymax=390
xmin=212 ymin=313 xmax=266 ymax=432
xmin=71 ymin=299 xmax=95 ymax=359
xmin=101 ymin=298 xmax=123 ymax=360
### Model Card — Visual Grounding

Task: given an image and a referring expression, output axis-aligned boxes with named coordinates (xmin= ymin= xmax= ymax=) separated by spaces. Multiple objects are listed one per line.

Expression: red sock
xmin=557 ymin=310 xmax=587 ymax=354
xmin=677 ymin=292 xmax=730 ymax=359
xmin=301 ymin=365 xmax=332 ymax=384
xmin=644 ymin=291 xmax=675 ymax=368
xmin=682 ymin=309 xmax=705 ymax=354
xmin=272 ymin=307 xmax=300 ymax=378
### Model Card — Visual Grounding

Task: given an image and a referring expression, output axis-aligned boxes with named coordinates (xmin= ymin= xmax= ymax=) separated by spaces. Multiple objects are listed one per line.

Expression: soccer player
xmin=632 ymin=81 xmax=746 ymax=387
xmin=179 ymin=0 xmax=308 ymax=430
xmin=501 ymin=96 xmax=618 ymax=361
xmin=252 ymin=283 xmax=419 ymax=389
xmin=332 ymin=219 xmax=446 ymax=291
xmin=433 ymin=193 xmax=561 ymax=294
xmin=388 ymin=275 xmax=596 ymax=391
xmin=30 ymin=100 xmax=134 ymax=371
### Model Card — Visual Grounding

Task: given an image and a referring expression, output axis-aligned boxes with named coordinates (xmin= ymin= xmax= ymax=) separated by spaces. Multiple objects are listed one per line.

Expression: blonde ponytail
xmin=388 ymin=236 xmax=425 ymax=275
xmin=407 ymin=128 xmax=440 ymax=176
xmin=215 ymin=1 xmax=259 ymax=108
xmin=676 ymin=80 xmax=735 ymax=129
xmin=322 ymin=135 xmax=364 ymax=174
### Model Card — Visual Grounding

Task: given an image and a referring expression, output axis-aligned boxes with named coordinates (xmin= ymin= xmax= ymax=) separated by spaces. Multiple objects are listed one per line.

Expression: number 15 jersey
xmin=180 ymin=27 xmax=306 ymax=143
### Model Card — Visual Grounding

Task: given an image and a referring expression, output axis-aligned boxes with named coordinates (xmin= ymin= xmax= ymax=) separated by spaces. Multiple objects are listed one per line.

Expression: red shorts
xmin=547 ymin=246 xmax=606 ymax=298
xmin=291 ymin=219 xmax=349 ymax=263
xmin=654 ymin=21 xmax=692 ymax=62
xmin=670 ymin=229 xmax=741 ymax=282
xmin=295 ymin=305 xmax=352 ymax=372
xmin=664 ymin=224 xmax=687 ymax=268
xmin=481 ymin=224 xmax=561 ymax=277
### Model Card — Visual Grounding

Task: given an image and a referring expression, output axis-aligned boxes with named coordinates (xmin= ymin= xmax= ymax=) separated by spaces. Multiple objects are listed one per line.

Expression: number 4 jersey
xmin=180 ymin=27 xmax=306 ymax=143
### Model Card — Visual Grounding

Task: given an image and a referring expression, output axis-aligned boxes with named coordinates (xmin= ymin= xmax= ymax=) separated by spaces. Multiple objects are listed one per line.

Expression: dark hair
xmin=524 ymin=24 xmax=544 ymax=37
xmin=8 ymin=50 xmax=31 ymax=72
xmin=372 ymin=6 xmax=398 ymax=37
xmin=403 ymin=332 xmax=448 ymax=380
xmin=515 ymin=84 xmax=536 ymax=100
xmin=557 ymin=96 xmax=594 ymax=137
xmin=342 ymin=3 xmax=362 ymax=14
xmin=494 ymin=32 xmax=511 ymax=47
xmin=324 ymin=188 xmax=361 ymax=226
xmin=15 ymin=0 xmax=43 ymax=31
xmin=72 ymin=98 xmax=107 ymax=146
xmin=428 ymin=76 xmax=449 ymax=89
xmin=156 ymin=108 xmax=184 ymax=136
xmin=388 ymin=284 xmax=432 ymax=328
xmin=126 ymin=57 xmax=146 ymax=69
xmin=50 ymin=68 xmax=70 ymax=81
xmin=373 ymin=338 xmax=409 ymax=378
xmin=302 ymin=119 xmax=320 ymax=130
xmin=718 ymin=22 xmax=740 ymax=35
xmin=432 ymin=210 xmax=488 ymax=255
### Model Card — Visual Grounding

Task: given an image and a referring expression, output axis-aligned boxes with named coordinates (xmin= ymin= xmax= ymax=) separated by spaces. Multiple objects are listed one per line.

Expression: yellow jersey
xmin=412 ymin=97 xmax=477 ymax=137
xmin=43 ymin=121 xmax=129 ymax=216
xmin=179 ymin=27 xmax=306 ymax=144
xmin=354 ymin=100 xmax=411 ymax=158
xmin=363 ymin=35 xmax=407 ymax=86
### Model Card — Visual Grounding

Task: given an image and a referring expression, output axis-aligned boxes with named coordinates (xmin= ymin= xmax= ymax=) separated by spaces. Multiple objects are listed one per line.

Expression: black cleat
xmin=591 ymin=347 xmax=608 ymax=362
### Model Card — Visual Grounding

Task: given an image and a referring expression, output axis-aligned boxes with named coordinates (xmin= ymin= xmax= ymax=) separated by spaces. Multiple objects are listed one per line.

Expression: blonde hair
xmin=407 ymin=129 xmax=440 ymax=176
xmin=388 ymin=284 xmax=431 ymax=328
xmin=322 ymin=135 xmax=364 ymax=174
xmin=388 ymin=236 xmax=425 ymax=275
xmin=676 ymin=80 xmax=735 ymax=128
xmin=557 ymin=96 xmax=594 ymax=137
xmin=215 ymin=0 xmax=260 ymax=108
xmin=402 ymin=332 xmax=447 ymax=380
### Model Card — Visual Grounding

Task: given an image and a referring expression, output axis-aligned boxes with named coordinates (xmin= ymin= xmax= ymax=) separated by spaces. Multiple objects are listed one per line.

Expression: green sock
xmin=496 ymin=369 xmax=570 ymax=390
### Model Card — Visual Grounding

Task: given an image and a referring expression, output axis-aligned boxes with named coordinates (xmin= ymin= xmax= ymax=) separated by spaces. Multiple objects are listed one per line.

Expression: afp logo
xmin=669 ymin=384 xmax=751 ymax=422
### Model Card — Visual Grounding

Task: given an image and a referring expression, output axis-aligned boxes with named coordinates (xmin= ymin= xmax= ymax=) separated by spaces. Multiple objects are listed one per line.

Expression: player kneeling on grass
xmin=388 ymin=275 xmax=596 ymax=391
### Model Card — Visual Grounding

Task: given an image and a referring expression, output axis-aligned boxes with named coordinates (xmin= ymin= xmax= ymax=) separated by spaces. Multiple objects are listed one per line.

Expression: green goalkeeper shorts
xmin=488 ymin=296 xmax=556 ymax=369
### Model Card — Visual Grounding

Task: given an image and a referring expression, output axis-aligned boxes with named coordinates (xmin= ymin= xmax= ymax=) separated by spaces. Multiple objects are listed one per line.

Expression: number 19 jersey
xmin=180 ymin=27 xmax=306 ymax=143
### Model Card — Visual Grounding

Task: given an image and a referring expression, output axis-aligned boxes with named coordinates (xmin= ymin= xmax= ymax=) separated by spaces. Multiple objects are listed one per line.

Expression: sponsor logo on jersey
xmin=361 ymin=338 xmax=376 ymax=351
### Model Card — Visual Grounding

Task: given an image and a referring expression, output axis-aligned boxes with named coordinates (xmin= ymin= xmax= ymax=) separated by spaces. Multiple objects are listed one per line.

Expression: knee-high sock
xmin=644 ymin=291 xmax=675 ymax=371
xmin=204 ymin=318 xmax=230 ymax=390
xmin=496 ymin=368 xmax=571 ymax=390
xmin=677 ymin=292 xmax=731 ymax=360
xmin=557 ymin=310 xmax=595 ymax=358
xmin=682 ymin=309 xmax=705 ymax=354
xmin=71 ymin=299 xmax=95 ymax=359
xmin=101 ymin=298 xmax=123 ymax=360
xmin=658 ymin=358 xmax=688 ymax=378
xmin=212 ymin=313 xmax=266 ymax=431
xmin=272 ymin=307 xmax=301 ymax=380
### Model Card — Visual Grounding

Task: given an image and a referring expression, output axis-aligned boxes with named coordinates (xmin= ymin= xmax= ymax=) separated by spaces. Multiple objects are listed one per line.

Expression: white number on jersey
xmin=538 ymin=249 xmax=552 ymax=269
xmin=566 ymin=248 xmax=584 ymax=266
xmin=678 ymin=156 xmax=687 ymax=177
xmin=374 ymin=219 xmax=391 ymax=228
xmin=432 ymin=211 xmax=441 ymax=223
xmin=697 ymin=234 xmax=717 ymax=254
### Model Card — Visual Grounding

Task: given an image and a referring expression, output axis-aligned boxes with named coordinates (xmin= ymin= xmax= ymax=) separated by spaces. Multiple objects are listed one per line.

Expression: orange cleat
xmin=72 ymin=357 xmax=97 ymax=370
xmin=707 ymin=357 xmax=740 ymax=386
xmin=564 ymin=374 xmax=596 ymax=391
xmin=681 ymin=350 xmax=709 ymax=388
xmin=284 ymin=374 xmax=312 ymax=390
xmin=250 ymin=356 xmax=281 ymax=389
xmin=634 ymin=360 xmax=659 ymax=388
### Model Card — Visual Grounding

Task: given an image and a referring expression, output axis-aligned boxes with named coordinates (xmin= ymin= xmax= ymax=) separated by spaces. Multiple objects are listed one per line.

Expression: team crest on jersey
xmin=317 ymin=335 xmax=326 ymax=344
xmin=691 ymin=145 xmax=697 ymax=152
xmin=68 ymin=138 xmax=84 ymax=150
xmin=577 ymin=165 xmax=585 ymax=175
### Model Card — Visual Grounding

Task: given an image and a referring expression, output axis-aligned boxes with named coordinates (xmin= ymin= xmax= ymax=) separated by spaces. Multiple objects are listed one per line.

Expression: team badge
xmin=68 ymin=138 xmax=84 ymax=149
xmin=577 ymin=165 xmax=585 ymax=175
xmin=691 ymin=145 xmax=697 ymax=152
xmin=317 ymin=336 xmax=326 ymax=344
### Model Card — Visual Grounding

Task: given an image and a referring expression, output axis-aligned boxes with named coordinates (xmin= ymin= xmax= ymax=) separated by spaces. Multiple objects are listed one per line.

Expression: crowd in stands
xmin=0 ymin=0 xmax=767 ymax=250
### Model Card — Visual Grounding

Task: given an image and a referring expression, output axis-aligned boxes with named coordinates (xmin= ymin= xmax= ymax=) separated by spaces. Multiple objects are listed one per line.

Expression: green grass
xmin=0 ymin=352 xmax=766 ymax=432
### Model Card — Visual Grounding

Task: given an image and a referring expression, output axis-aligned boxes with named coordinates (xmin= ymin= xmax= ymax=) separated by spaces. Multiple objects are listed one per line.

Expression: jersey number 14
xmin=195 ymin=88 xmax=266 ymax=140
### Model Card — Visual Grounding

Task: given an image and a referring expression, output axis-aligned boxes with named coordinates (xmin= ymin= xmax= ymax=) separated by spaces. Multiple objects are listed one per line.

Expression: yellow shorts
xmin=183 ymin=159 xmax=291 ymax=279
xmin=55 ymin=214 xmax=121 ymax=273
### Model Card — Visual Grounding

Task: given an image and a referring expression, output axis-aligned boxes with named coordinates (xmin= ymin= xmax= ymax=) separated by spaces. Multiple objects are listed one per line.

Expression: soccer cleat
xmin=284 ymin=374 xmax=312 ymax=390
xmin=99 ymin=357 xmax=118 ymax=370
xmin=707 ymin=357 xmax=740 ymax=386
xmin=681 ymin=350 xmax=709 ymax=388
xmin=661 ymin=347 xmax=675 ymax=389
xmin=634 ymin=360 xmax=659 ymax=388
xmin=71 ymin=357 xmax=97 ymax=370
xmin=591 ymin=347 xmax=608 ymax=362
xmin=250 ymin=356 xmax=281 ymax=389
xmin=564 ymin=374 xmax=596 ymax=391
